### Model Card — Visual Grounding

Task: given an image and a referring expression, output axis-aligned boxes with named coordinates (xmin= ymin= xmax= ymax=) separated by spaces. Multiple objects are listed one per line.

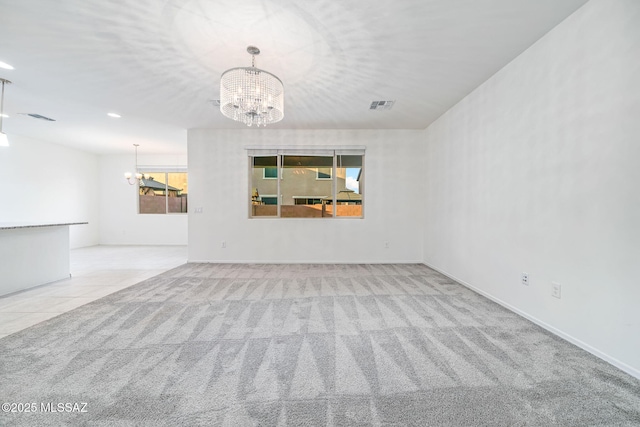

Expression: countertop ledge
xmin=0 ymin=222 xmax=88 ymax=230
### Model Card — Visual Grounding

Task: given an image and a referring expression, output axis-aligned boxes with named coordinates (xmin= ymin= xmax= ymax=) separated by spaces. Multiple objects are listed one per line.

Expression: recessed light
xmin=107 ymin=113 xmax=121 ymax=118
xmin=0 ymin=61 xmax=14 ymax=70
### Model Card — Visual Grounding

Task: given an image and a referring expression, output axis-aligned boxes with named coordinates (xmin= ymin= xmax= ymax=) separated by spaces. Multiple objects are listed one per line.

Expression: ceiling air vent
xmin=369 ymin=100 xmax=395 ymax=111
xmin=20 ymin=113 xmax=56 ymax=122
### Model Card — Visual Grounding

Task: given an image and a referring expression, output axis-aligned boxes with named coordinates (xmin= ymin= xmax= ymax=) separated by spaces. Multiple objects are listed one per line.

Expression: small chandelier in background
xmin=124 ymin=144 xmax=148 ymax=185
xmin=0 ymin=78 xmax=11 ymax=147
xmin=220 ymin=46 xmax=284 ymax=127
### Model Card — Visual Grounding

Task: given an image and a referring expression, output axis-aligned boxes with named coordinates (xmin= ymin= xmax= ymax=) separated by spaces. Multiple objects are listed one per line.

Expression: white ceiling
xmin=0 ymin=0 xmax=588 ymax=154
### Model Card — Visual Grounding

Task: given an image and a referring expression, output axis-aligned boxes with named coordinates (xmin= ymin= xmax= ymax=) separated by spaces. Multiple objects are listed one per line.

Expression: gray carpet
xmin=1 ymin=263 xmax=639 ymax=426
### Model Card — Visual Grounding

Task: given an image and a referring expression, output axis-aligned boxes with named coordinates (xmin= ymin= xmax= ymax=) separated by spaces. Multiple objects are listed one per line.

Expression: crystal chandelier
xmin=220 ymin=46 xmax=284 ymax=127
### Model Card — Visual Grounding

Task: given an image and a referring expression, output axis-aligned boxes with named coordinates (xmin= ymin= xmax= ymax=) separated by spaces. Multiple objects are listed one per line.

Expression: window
xmin=294 ymin=197 xmax=323 ymax=205
xmin=249 ymin=148 xmax=364 ymax=219
xmin=334 ymin=154 xmax=363 ymax=218
xmin=139 ymin=170 xmax=188 ymax=214
xmin=261 ymin=196 xmax=278 ymax=205
xmin=316 ymin=168 xmax=332 ymax=179
xmin=251 ymin=156 xmax=278 ymax=217
xmin=263 ymin=167 xmax=277 ymax=179
xmin=281 ymin=155 xmax=333 ymax=217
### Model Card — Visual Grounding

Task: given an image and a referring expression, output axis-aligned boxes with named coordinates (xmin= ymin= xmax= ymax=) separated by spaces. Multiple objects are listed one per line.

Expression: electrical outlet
xmin=221 ymin=241 xmax=226 ymax=249
xmin=194 ymin=207 xmax=203 ymax=213
xmin=384 ymin=241 xmax=389 ymax=249
xmin=552 ymin=282 xmax=561 ymax=299
xmin=521 ymin=272 xmax=529 ymax=286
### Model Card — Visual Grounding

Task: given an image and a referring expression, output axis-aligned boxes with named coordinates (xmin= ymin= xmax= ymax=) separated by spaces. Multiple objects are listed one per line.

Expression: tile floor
xmin=0 ymin=245 xmax=187 ymax=339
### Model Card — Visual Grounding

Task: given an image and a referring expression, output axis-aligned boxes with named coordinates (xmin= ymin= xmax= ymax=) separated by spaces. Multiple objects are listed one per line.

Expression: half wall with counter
xmin=0 ymin=222 xmax=88 ymax=296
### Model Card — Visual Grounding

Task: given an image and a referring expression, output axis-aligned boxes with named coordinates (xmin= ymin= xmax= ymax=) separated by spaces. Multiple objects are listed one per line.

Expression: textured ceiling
xmin=0 ymin=0 xmax=588 ymax=154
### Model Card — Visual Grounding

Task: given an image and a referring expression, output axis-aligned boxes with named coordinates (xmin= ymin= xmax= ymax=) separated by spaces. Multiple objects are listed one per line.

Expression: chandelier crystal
xmin=220 ymin=46 xmax=284 ymax=127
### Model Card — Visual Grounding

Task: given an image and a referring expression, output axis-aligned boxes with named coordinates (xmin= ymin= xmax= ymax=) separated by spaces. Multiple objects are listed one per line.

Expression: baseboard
xmin=187 ymin=259 xmax=424 ymax=264
xmin=422 ymin=261 xmax=640 ymax=380
xmin=96 ymin=244 xmax=188 ymax=247
xmin=0 ymin=274 xmax=72 ymax=298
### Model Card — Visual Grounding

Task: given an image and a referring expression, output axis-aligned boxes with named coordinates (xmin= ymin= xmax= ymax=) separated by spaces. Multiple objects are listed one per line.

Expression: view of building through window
xmin=139 ymin=171 xmax=188 ymax=214
xmin=250 ymin=152 xmax=363 ymax=218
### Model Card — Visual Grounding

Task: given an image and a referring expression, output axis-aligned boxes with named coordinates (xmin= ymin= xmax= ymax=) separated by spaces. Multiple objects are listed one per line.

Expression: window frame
xmin=137 ymin=166 xmax=188 ymax=215
xmin=247 ymin=147 xmax=364 ymax=219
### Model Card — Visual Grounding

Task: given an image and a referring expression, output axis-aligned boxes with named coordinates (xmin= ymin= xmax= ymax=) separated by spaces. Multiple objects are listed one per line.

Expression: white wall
xmin=98 ymin=153 xmax=188 ymax=245
xmin=0 ymin=135 xmax=99 ymax=248
xmin=423 ymin=0 xmax=640 ymax=377
xmin=188 ymin=129 xmax=424 ymax=263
